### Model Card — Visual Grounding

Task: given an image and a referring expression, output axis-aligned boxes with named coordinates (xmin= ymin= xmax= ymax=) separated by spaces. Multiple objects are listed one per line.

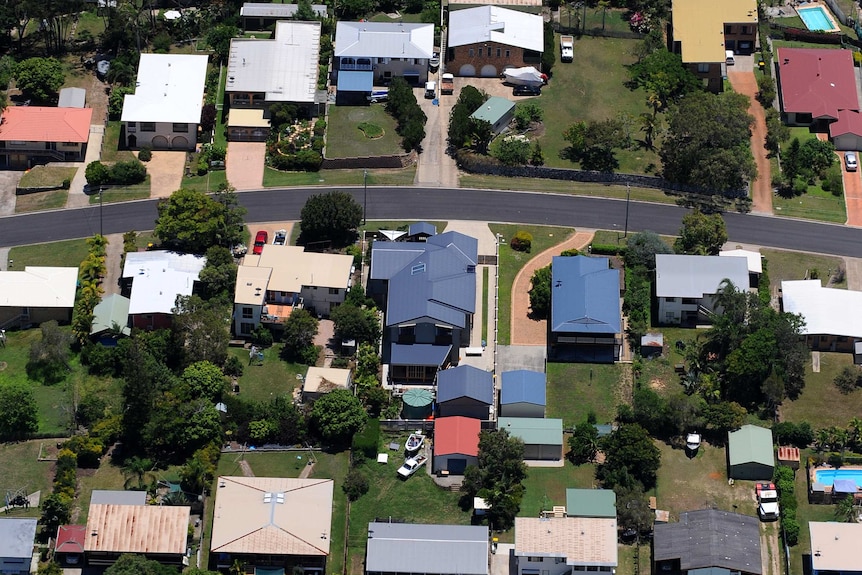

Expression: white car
xmin=845 ymin=151 xmax=858 ymax=171
xmin=397 ymin=454 xmax=427 ymax=478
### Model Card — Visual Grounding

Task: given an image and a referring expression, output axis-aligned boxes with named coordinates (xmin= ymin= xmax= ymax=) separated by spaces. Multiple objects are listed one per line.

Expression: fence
xmin=321 ymin=150 xmax=417 ymax=170
xmin=824 ymin=0 xmax=848 ymax=25
xmin=552 ymin=21 xmax=645 ymax=40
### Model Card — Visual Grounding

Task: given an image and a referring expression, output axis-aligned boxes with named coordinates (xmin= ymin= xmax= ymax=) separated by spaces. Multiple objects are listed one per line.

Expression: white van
xmin=424 ymin=81 xmax=436 ymax=99
xmin=725 ymin=50 xmax=735 ymax=65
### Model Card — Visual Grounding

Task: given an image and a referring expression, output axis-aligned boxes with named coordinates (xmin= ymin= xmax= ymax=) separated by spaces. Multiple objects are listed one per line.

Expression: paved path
xmin=66 ymin=125 xmax=105 ymax=209
xmin=510 ymin=230 xmax=595 ymax=345
xmin=728 ymin=71 xmax=773 ymax=215
xmin=0 ymin=247 xmax=9 ymax=271
xmin=147 ymin=151 xmax=185 ymax=199
xmin=839 ymin=152 xmax=862 ymax=226
xmin=102 ymin=233 xmax=125 ymax=295
xmin=0 ymin=171 xmax=25 ymax=216
xmin=227 ymin=142 xmax=266 ymax=190
xmin=415 ymin=82 xmax=459 ymax=188
xmin=298 ymin=460 xmax=316 ymax=478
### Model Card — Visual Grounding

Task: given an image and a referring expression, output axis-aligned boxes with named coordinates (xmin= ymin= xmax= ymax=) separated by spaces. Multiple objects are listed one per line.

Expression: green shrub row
xmin=773 ymin=465 xmax=799 ymax=546
xmin=590 ymin=243 xmax=626 ymax=255
xmin=351 ymin=418 xmax=380 ymax=460
xmin=71 ymin=235 xmax=108 ymax=344
xmin=85 ymin=159 xmax=147 ymax=186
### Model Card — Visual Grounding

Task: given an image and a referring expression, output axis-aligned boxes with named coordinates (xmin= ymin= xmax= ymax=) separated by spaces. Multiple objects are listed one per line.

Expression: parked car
xmin=253 ymin=230 xmax=268 ymax=255
xmin=430 ymin=52 xmax=440 ymax=69
xmin=845 ymin=151 xmax=857 ymax=171
xmin=513 ymin=85 xmax=541 ymax=97
xmin=424 ymin=81 xmax=436 ymax=99
xmin=397 ymin=454 xmax=428 ymax=478
xmin=273 ymin=229 xmax=287 ymax=245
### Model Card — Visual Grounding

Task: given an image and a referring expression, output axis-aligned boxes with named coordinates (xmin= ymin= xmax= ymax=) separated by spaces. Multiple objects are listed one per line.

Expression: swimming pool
xmin=797 ymin=5 xmax=839 ymax=32
xmin=814 ymin=467 xmax=862 ymax=488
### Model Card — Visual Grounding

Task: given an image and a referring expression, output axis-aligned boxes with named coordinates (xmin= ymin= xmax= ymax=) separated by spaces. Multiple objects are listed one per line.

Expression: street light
xmin=623 ymin=183 xmax=631 ymax=238
xmin=99 ymin=187 xmax=104 ymax=238
xmin=363 ymin=170 xmax=368 ymax=225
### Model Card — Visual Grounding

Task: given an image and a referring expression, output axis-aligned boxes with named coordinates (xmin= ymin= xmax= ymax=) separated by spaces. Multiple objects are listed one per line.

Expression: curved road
xmin=2 ymin=187 xmax=862 ymax=256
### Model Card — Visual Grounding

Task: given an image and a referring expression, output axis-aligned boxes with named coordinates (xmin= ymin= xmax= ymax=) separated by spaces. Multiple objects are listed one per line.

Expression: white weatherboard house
xmin=122 ymin=251 xmax=205 ymax=330
xmin=781 ymin=279 xmax=862 ymax=352
xmin=0 ymin=267 xmax=78 ymax=328
xmin=121 ymin=54 xmax=209 ymax=150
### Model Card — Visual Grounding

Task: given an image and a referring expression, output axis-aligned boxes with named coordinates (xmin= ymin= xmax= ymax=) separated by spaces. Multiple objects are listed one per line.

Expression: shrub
xmin=590 ymin=243 xmax=626 ymax=255
xmin=252 ymin=325 xmax=274 ymax=347
xmin=200 ymin=104 xmax=218 ymax=133
xmin=855 ymin=51 xmax=862 ymax=67
xmin=834 ymin=365 xmax=862 ymax=394
xmin=756 ymin=74 xmax=776 ymax=107
xmin=108 ymin=87 xmax=134 ymax=120
xmin=63 ymin=435 xmax=104 ymax=468
xmin=61 ymin=178 xmax=71 ymax=190
xmin=85 ymin=161 xmax=110 ymax=186
xmin=109 ymin=160 xmax=147 ymax=185
xmin=342 ymin=468 xmax=369 ymax=501
xmin=223 ymin=355 xmax=244 ymax=378
xmin=781 ymin=516 xmax=800 ymax=546
xmin=314 ymin=119 xmax=327 ymax=136
xmin=510 ymin=230 xmax=533 ymax=252
xmin=138 ymin=146 xmax=153 ymax=162
xmin=153 ymin=31 xmax=173 ymax=53
xmin=351 ymin=419 xmax=380 ymax=460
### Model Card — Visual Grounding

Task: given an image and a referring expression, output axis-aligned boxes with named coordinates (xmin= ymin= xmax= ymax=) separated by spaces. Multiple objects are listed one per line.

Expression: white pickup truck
xmin=560 ymin=35 xmax=574 ymax=63
xmin=397 ymin=454 xmax=428 ymax=478
xmin=756 ymin=483 xmax=780 ymax=521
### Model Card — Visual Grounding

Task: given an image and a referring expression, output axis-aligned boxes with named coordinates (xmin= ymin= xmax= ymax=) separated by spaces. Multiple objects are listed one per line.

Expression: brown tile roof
xmin=0 ymin=106 xmax=92 ymax=143
xmin=514 ymin=517 xmax=617 ymax=567
xmin=84 ymin=504 xmax=190 ymax=555
xmin=777 ymin=48 xmax=859 ymax=119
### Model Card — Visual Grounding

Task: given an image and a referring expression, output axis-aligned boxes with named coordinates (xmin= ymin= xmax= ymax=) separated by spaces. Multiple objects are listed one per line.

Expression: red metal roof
xmin=55 ymin=524 xmax=86 ymax=554
xmin=777 ymin=48 xmax=859 ymax=120
xmin=830 ymin=109 xmax=862 ymax=137
xmin=434 ymin=416 xmax=480 ymax=456
xmin=0 ymin=106 xmax=93 ymax=143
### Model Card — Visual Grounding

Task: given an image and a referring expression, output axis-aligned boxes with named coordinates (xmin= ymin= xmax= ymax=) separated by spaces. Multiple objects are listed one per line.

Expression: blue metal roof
xmin=390 ymin=343 xmax=451 ymax=367
xmin=551 ymin=256 xmax=621 ymax=334
xmin=409 ymin=221 xmax=437 ymax=237
xmin=437 ymin=365 xmax=493 ymax=404
xmin=500 ymin=370 xmax=546 ymax=406
xmin=338 ymin=70 xmax=373 ymax=92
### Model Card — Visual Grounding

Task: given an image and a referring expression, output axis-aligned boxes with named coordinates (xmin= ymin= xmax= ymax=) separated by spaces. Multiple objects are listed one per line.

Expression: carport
xmin=336 ymin=70 xmax=373 ymax=106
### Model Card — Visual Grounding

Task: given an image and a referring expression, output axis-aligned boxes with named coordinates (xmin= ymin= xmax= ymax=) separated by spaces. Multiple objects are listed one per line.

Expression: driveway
xmin=728 ymin=67 xmax=773 ymax=215
xmin=415 ymin=81 xmax=458 ymax=188
xmin=66 ymin=124 xmax=105 ymax=208
xmin=0 ymin=170 xmax=25 ymax=216
xmin=146 ymin=151 xmax=185 ymax=198
xmin=840 ymin=152 xmax=862 ymax=226
xmin=227 ymin=142 xmax=266 ymax=190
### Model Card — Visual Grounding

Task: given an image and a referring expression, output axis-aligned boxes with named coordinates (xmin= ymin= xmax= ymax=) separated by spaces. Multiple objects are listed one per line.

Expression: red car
xmin=253 ymin=230 xmax=268 ymax=255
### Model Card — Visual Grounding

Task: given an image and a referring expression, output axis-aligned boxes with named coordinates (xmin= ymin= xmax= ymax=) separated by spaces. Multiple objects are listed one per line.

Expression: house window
xmin=414 ymin=58 xmax=421 ymax=65
xmin=555 ymin=558 xmax=566 ymax=564
xmin=724 ymin=24 xmax=733 ymax=34
xmin=172 ymin=123 xmax=189 ymax=133
xmin=478 ymin=48 xmax=483 ymax=56
xmin=127 ymin=122 xmax=137 ymax=133
xmin=505 ymin=49 xmax=510 ymax=57
xmin=682 ymin=298 xmax=698 ymax=305
xmin=469 ymin=48 xmax=475 ymax=57
xmin=407 ymin=365 xmax=424 ymax=379
xmin=527 ymin=557 xmax=543 ymax=563
xmin=384 ymin=71 xmax=392 ymax=79
xmin=328 ymin=288 xmax=339 ymax=295
xmin=741 ymin=25 xmax=750 ymax=34
xmin=496 ymin=48 xmax=501 ymax=57
xmin=697 ymin=63 xmax=709 ymax=73
xmin=242 ymin=307 xmax=253 ymax=319
xmin=140 ymin=122 xmax=156 ymax=132
xmin=240 ymin=322 xmax=255 ymax=335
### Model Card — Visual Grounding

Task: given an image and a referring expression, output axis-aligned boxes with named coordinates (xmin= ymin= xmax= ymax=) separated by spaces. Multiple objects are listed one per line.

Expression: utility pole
xmin=363 ymin=170 xmax=368 ymax=225
xmin=623 ymin=183 xmax=631 ymax=238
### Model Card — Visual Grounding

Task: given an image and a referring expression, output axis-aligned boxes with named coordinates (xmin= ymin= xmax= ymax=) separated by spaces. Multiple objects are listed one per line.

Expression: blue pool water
xmin=798 ymin=6 xmax=836 ymax=31
xmin=815 ymin=467 xmax=862 ymax=488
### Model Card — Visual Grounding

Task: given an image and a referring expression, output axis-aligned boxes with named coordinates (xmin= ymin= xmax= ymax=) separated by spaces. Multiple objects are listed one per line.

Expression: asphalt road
xmin=3 ymin=186 xmax=862 ymax=256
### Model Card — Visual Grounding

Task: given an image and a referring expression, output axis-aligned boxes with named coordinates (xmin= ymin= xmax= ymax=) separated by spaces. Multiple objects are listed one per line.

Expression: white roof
xmin=226 ymin=21 xmax=321 ymax=104
xmin=241 ymin=3 xmax=328 ymax=17
xmin=253 ymin=245 xmax=353 ymax=292
xmin=123 ymin=251 xmax=205 ymax=315
xmin=654 ymin=254 xmax=750 ymax=298
xmin=719 ymin=249 xmax=763 ymax=274
xmin=121 ymin=54 xmax=209 ymax=124
xmin=809 ymin=522 xmax=862 ymax=573
xmin=448 ymin=6 xmax=544 ymax=52
xmin=234 ymin=265 xmax=273 ymax=305
xmin=335 ymin=22 xmax=434 ymax=59
xmin=781 ymin=280 xmax=862 ymax=338
xmin=0 ymin=267 xmax=78 ymax=308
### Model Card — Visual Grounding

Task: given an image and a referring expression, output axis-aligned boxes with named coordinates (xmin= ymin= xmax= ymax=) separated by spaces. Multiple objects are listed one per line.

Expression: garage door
xmin=459 ymin=64 xmax=476 ymax=76
xmin=151 ymin=135 xmax=169 ymax=149
xmin=447 ymin=458 xmax=467 ymax=474
xmin=480 ymin=64 xmax=497 ymax=77
xmin=171 ymin=136 xmax=189 ymax=149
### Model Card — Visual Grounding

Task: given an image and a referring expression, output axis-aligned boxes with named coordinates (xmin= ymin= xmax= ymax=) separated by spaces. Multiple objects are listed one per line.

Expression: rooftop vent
xmin=411 ymin=262 xmax=426 ymax=275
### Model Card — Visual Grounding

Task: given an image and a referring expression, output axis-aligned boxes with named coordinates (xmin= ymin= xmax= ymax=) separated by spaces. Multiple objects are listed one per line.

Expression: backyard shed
xmin=401 ymin=388 xmax=434 ymax=419
xmin=433 ymin=416 xmax=480 ymax=474
xmin=498 ymin=417 xmax=563 ymax=460
xmin=469 ymin=97 xmax=516 ymax=133
xmin=565 ymin=488 xmax=616 ymax=518
xmin=437 ymin=365 xmax=494 ymax=420
xmin=500 ymin=370 xmax=546 ymax=418
xmin=727 ymin=425 xmax=774 ymax=480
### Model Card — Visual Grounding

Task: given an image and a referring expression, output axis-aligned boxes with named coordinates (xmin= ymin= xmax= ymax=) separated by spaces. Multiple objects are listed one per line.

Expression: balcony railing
xmin=339 ymin=62 xmax=373 ymax=71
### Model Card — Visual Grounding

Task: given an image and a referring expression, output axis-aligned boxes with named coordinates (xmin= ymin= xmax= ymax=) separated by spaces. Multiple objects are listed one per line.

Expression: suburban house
xmin=226 ymin=21 xmax=323 ymax=119
xmin=58 ymin=87 xmax=86 ymax=108
xmin=447 ymin=6 xmax=543 ymax=77
xmin=0 ymin=518 xmax=37 ymax=575
xmin=437 ymin=365 xmax=494 ymax=420
xmin=668 ymin=0 xmax=757 ymax=92
xmin=719 ymin=248 xmax=763 ymax=289
xmin=499 ymin=370 xmax=546 ymax=418
xmin=653 ymin=509 xmax=762 ymax=575
xmin=233 ymin=245 xmax=353 ymax=336
xmin=727 ymin=424 xmax=774 ymax=481
xmin=0 ymin=106 xmax=92 ymax=168
xmin=654 ymin=254 xmax=750 ymax=326
xmin=240 ymin=3 xmax=328 ymax=30
xmin=565 ymin=489 xmax=617 ymax=519
xmin=445 ymin=0 xmax=542 ymax=15
xmin=90 ymin=294 xmax=131 ymax=342
xmin=121 ymin=53 xmax=208 ymax=150
xmin=333 ymin=22 xmax=434 ymax=104
xmin=122 ymin=251 xmax=205 ymax=330
xmin=302 ymin=366 xmax=352 ymax=401
xmin=776 ymin=48 xmax=862 ymax=147
xmin=365 ymin=522 xmax=490 ymax=575
xmin=497 ymin=417 xmax=564 ymax=460
xmin=369 ymin=231 xmax=478 ymax=385
xmin=0 ymin=267 xmax=78 ymax=329
xmin=469 ymin=97 xmax=516 ymax=134
xmin=809 ymin=522 xmax=862 ymax=575
xmin=549 ymin=255 xmax=622 ymax=363
xmin=85 ymin=504 xmax=190 ymax=566
xmin=433 ymin=416 xmax=481 ymax=474
xmin=781 ymin=279 xmax=862 ymax=352
xmin=55 ymin=525 xmax=86 ymax=567
xmin=514 ymin=516 xmax=617 ymax=575
xmin=210 ymin=476 xmax=334 ymax=573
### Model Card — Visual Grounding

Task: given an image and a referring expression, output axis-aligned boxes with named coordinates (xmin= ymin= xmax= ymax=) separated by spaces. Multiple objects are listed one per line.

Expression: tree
xmin=615 ymin=483 xmax=653 ymax=534
xmin=461 ymin=430 xmax=527 ymax=531
xmin=180 ymin=451 xmax=216 ymax=496
xmin=198 ymin=246 xmax=238 ymax=304
xmin=122 ymin=456 xmax=156 ymax=490
xmin=15 ymin=57 xmax=64 ymax=103
xmin=181 ymin=361 xmax=227 ymax=402
xmin=627 ymin=49 xmax=700 ymax=112
xmin=154 ymin=188 xmax=246 ymax=254
xmin=104 ymin=554 xmax=179 ymax=575
xmin=172 ymin=295 xmax=230 ymax=367
xmin=0 ymin=382 xmax=39 ymax=441
xmin=336 ymin=0 xmax=374 ymax=18
xmin=330 ymin=304 xmax=381 ymax=346
xmin=493 ymin=137 xmax=531 ymax=166
xmin=342 ymin=468 xmax=370 ymax=501
xmin=625 ymin=230 xmax=673 ymax=270
xmin=206 ymin=25 xmax=241 ymax=63
xmin=26 ymin=320 xmax=71 ymax=385
xmin=281 ymin=308 xmax=320 ymax=363
xmin=299 ymin=191 xmax=362 ymax=248
xmin=568 ymin=422 xmax=599 ymax=464
xmin=200 ymin=103 xmax=218 ymax=133
xmin=85 ymin=161 xmax=111 ymax=186
xmin=702 ymin=401 xmax=747 ymax=436
xmin=449 ymin=86 xmax=487 ymax=148
xmin=39 ymin=493 xmax=72 ymax=539
xmin=597 ymin=424 xmax=661 ymax=490
xmin=311 ymin=389 xmax=367 ymax=445
xmin=674 ymin=210 xmax=728 ymax=255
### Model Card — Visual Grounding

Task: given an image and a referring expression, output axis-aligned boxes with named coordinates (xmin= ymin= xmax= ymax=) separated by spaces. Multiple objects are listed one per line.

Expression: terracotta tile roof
xmin=55 ymin=525 xmax=86 ymax=554
xmin=0 ymin=106 xmax=92 ymax=143
xmin=434 ymin=416 xmax=481 ymax=456
xmin=777 ymin=48 xmax=859 ymax=120
xmin=84 ymin=504 xmax=190 ymax=555
xmin=830 ymin=109 xmax=862 ymax=137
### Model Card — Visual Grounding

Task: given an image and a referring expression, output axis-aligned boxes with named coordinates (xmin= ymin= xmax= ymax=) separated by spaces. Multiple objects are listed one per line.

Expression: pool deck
xmin=809 ymin=464 xmax=862 ymax=495
xmin=795 ymin=2 xmax=842 ymax=33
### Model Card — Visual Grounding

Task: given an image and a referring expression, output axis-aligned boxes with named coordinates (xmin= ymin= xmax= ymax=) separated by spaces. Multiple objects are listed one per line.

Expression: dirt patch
xmin=708 ymin=471 xmax=723 ymax=480
xmin=649 ymin=378 xmax=666 ymax=391
xmin=0 ymin=362 xmax=6 ymax=371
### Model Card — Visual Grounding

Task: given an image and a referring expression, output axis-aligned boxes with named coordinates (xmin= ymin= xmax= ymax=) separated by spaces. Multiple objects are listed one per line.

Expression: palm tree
xmin=814 ymin=428 xmax=831 ymax=455
xmin=122 ymin=456 xmax=155 ymax=490
xmin=638 ymin=112 xmax=660 ymax=150
xmin=834 ymin=495 xmax=857 ymax=523
xmin=847 ymin=417 xmax=862 ymax=453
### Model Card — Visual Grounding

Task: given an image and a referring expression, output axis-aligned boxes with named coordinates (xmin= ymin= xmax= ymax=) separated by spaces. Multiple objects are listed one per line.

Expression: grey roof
xmin=409 ymin=221 xmax=437 ymax=237
xmin=90 ymin=489 xmax=148 ymax=506
xmin=240 ymin=2 xmax=328 ymax=18
xmin=0 ymin=518 xmax=38 ymax=559
xmin=500 ymin=370 xmax=546 ymax=406
xmin=366 ymin=522 xmax=489 ymax=575
xmin=335 ymin=21 xmax=434 ymax=59
xmin=437 ymin=365 xmax=494 ymax=404
xmin=653 ymin=510 xmax=762 ymax=575
xmin=90 ymin=294 xmax=131 ymax=336
xmin=654 ymin=254 xmax=749 ymax=299
xmin=390 ymin=343 xmax=452 ymax=367
xmin=58 ymin=87 xmax=86 ymax=108
xmin=551 ymin=256 xmax=621 ymax=334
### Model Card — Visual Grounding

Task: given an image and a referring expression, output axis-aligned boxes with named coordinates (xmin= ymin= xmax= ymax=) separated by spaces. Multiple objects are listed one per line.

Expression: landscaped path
xmin=509 ymin=230 xmax=595 ymax=346
xmin=728 ymin=70 xmax=773 ymax=215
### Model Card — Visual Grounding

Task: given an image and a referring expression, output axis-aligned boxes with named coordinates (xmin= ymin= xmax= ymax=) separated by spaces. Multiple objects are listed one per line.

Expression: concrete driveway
xmin=227 ymin=142 xmax=266 ymax=190
xmin=0 ymin=170 xmax=25 ymax=216
xmin=146 ymin=151 xmax=186 ymax=198
xmin=415 ymin=81 xmax=458 ymax=188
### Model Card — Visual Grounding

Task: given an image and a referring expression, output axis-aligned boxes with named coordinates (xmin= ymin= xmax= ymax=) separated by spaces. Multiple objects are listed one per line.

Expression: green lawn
xmin=782 ymin=352 xmax=862 ymax=428
xmin=325 ymin=105 xmax=404 ymax=158
xmin=773 ymin=15 xmax=806 ymax=27
xmin=263 ymin=166 xmax=417 ymax=188
xmin=518 ymin=463 xmax=598 ymax=517
xmin=88 ymin=177 xmax=152 ymax=204
xmin=546 ymin=362 xmax=624 ymax=426
xmin=0 ymin=441 xmax=54 ymax=516
xmin=217 ymin=451 xmax=312 ymax=478
xmin=761 ymin=249 xmax=847 ymax=289
xmin=368 ymin=11 xmax=424 ymax=23
xmin=482 ymin=267 xmax=489 ymax=342
xmin=15 ymin=190 xmax=69 ymax=213
xmin=460 ymin=175 xmax=680 ymax=204
xmin=591 ymin=229 xmax=677 ymax=250
xmin=18 ymin=166 xmax=78 ymax=189
xmin=180 ymin=170 xmax=228 ymax=193
xmin=8 ymin=238 xmax=88 ymax=268
xmin=773 ymin=186 xmax=847 ymax=223
xmin=771 ymin=40 xmax=843 ymax=56
xmin=489 ymin=224 xmax=576 ymax=345
xmin=226 ymin=345 xmax=307 ymax=404
xmin=75 ymin=461 xmax=127 ymax=522
xmin=101 ymin=122 xmax=137 ymax=163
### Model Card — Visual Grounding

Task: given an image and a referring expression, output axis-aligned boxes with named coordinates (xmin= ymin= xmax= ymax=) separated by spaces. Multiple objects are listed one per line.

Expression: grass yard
xmin=101 ymin=122 xmax=137 ymax=163
xmin=773 ymin=15 xmax=806 ymax=27
xmin=546 ymin=362 xmax=625 ymax=426
xmin=781 ymin=352 xmax=862 ymax=428
xmin=217 ymin=451 xmax=314 ymax=478
xmin=761 ymin=249 xmax=847 ymax=289
xmin=459 ymin=174 xmax=679 ymax=204
xmin=519 ymin=463 xmax=598 ymax=518
xmin=214 ymin=66 xmax=228 ymax=148
xmin=618 ymin=543 xmax=651 ymax=575
xmin=772 ymin=40 xmax=843 ymax=56
xmin=772 ymin=186 xmax=847 ymax=223
xmin=18 ymin=166 xmax=78 ymax=189
xmin=0 ymin=441 xmax=54 ymax=516
xmin=263 ymin=166 xmax=417 ymax=188
xmin=88 ymin=177 xmax=152 ymax=204
xmin=226 ymin=345 xmax=306 ymax=405
xmin=312 ymin=452 xmax=350 ymax=575
xmin=15 ymin=190 xmax=69 ymax=213
xmin=180 ymin=170 xmax=229 ymax=193
xmin=74 ymin=461 xmax=126 ymax=523
xmin=8 ymin=238 xmax=88 ymax=268
xmin=489 ymin=224 xmax=576 ymax=345
xmin=361 ymin=220 xmax=448 ymax=234
xmin=591 ymin=229 xmax=677 ymax=250
xmin=325 ymin=105 xmax=403 ymax=158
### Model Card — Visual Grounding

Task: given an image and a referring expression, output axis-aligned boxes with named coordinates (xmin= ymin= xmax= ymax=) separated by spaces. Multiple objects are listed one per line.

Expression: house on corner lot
xmin=655 ymin=254 xmax=750 ymax=326
xmin=653 ymin=509 xmax=762 ymax=575
xmin=121 ymin=53 xmax=208 ymax=150
xmin=447 ymin=7 xmax=543 ymax=77
xmin=437 ymin=365 xmax=494 ymax=420
xmin=365 ymin=522 xmax=489 ymax=575
xmin=470 ymin=97 xmax=516 ymax=134
xmin=433 ymin=416 xmax=481 ymax=474
xmin=550 ymin=256 xmax=621 ymax=363
xmin=565 ymin=488 xmax=616 ymax=519
xmin=85 ymin=504 xmax=190 ymax=566
xmin=240 ymin=3 xmax=327 ymax=31
xmin=781 ymin=279 xmax=862 ymax=352
xmin=0 ymin=106 xmax=93 ymax=168
xmin=122 ymin=251 xmax=205 ymax=331
xmin=210 ymin=476 xmax=334 ymax=573
xmin=809 ymin=522 xmax=862 ymax=575
xmin=514 ymin=516 xmax=617 ymax=575
xmin=500 ymin=370 xmax=546 ymax=418
xmin=498 ymin=417 xmax=563 ymax=460
xmin=669 ymin=0 xmax=757 ymax=92
xmin=0 ymin=267 xmax=78 ymax=329
xmin=0 ymin=518 xmax=37 ymax=575
xmin=226 ymin=21 xmax=323 ymax=118
xmin=727 ymin=424 xmax=774 ymax=481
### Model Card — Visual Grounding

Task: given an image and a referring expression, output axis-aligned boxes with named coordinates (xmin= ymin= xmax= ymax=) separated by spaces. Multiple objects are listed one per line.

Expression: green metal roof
xmin=90 ymin=294 xmax=131 ymax=336
xmin=469 ymin=96 xmax=515 ymax=124
xmin=728 ymin=425 xmax=774 ymax=467
xmin=565 ymin=488 xmax=617 ymax=518
xmin=498 ymin=417 xmax=562 ymax=446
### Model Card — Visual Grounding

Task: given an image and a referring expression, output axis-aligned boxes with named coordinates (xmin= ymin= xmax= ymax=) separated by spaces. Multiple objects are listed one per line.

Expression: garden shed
xmin=437 ymin=365 xmax=494 ymax=420
xmin=500 ymin=370 xmax=546 ymax=418
xmin=727 ymin=425 xmax=774 ymax=480
xmin=469 ymin=97 xmax=516 ymax=134
xmin=433 ymin=416 xmax=480 ymax=474
xmin=498 ymin=417 xmax=563 ymax=460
